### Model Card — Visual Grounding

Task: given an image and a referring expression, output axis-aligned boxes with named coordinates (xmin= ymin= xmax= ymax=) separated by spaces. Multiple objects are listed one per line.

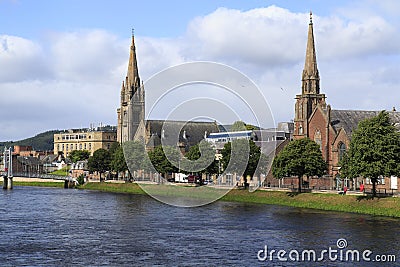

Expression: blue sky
xmin=1 ymin=0 xmax=400 ymax=141
xmin=1 ymin=0 xmax=350 ymax=38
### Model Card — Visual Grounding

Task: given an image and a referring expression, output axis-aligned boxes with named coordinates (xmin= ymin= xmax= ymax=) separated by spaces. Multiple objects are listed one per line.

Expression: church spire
xmin=127 ymin=30 xmax=140 ymax=96
xmin=302 ymin=11 xmax=320 ymax=94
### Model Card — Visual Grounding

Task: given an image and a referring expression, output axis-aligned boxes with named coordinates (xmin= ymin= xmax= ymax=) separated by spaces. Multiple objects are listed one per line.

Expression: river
xmin=0 ymin=186 xmax=399 ymax=266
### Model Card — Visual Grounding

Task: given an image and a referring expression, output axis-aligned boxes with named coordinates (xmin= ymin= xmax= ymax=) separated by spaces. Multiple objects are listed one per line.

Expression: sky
xmin=1 ymin=0 xmax=400 ymax=141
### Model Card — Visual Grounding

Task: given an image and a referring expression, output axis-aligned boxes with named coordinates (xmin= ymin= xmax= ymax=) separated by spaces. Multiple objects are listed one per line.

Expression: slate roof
xmin=17 ymin=156 xmax=42 ymax=166
xmin=146 ymin=120 xmax=220 ymax=148
xmin=330 ymin=110 xmax=400 ymax=137
xmin=41 ymin=154 xmax=58 ymax=164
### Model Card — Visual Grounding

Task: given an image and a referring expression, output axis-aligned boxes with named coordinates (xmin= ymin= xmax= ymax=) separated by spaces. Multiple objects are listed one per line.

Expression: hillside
xmin=0 ymin=130 xmax=58 ymax=151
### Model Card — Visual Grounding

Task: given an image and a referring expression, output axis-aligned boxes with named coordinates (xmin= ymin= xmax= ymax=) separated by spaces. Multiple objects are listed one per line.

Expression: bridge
xmin=2 ymin=146 xmax=77 ymax=189
xmin=1 ymin=171 xmax=78 ymax=189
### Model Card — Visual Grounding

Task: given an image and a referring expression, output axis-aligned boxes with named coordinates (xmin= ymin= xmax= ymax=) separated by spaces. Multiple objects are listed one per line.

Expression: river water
xmin=0 ymin=186 xmax=399 ymax=266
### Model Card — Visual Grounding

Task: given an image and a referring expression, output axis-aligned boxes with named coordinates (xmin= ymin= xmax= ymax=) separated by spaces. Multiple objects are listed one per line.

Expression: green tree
xmin=122 ymin=140 xmax=146 ymax=173
xmin=272 ymin=138 xmax=327 ymax=193
xmin=68 ymin=150 xmax=90 ymax=163
xmin=111 ymin=144 xmax=128 ymax=178
xmin=108 ymin=142 xmax=120 ymax=155
xmin=221 ymin=139 xmax=268 ymax=188
xmin=88 ymin=148 xmax=112 ymax=181
xmin=231 ymin=121 xmax=247 ymax=131
xmin=148 ymin=145 xmax=179 ymax=177
xmin=245 ymin=124 xmax=259 ymax=131
xmin=182 ymin=140 xmax=218 ymax=175
xmin=340 ymin=111 xmax=400 ymax=197
xmin=230 ymin=121 xmax=259 ymax=132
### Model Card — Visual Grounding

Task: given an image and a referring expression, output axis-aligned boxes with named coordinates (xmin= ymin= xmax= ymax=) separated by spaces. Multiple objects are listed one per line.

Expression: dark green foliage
xmin=340 ymin=111 xmax=400 ymax=197
xmin=221 ymin=139 xmax=268 ymax=187
xmin=122 ymin=141 xmax=146 ymax=172
xmin=88 ymin=148 xmax=112 ymax=181
xmin=0 ymin=130 xmax=58 ymax=151
xmin=230 ymin=121 xmax=259 ymax=132
xmin=272 ymin=138 xmax=327 ymax=192
xmin=111 ymin=144 xmax=128 ymax=174
xmin=68 ymin=150 xmax=90 ymax=163
xmin=231 ymin=121 xmax=247 ymax=131
xmin=181 ymin=140 xmax=218 ymax=175
xmin=147 ymin=145 xmax=179 ymax=176
xmin=77 ymin=174 xmax=85 ymax=185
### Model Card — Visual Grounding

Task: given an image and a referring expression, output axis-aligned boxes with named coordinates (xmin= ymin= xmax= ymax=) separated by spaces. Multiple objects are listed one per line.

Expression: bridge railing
xmin=9 ymin=172 xmax=70 ymax=181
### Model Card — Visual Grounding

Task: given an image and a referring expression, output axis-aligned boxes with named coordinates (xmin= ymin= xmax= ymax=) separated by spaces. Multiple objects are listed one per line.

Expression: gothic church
xmin=117 ymin=35 xmax=219 ymax=151
xmin=294 ymin=13 xmax=400 ymax=187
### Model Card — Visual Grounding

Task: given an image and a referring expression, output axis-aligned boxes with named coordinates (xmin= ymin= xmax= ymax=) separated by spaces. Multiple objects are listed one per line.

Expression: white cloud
xmin=0 ymin=35 xmax=48 ymax=82
xmin=49 ymin=30 xmax=127 ymax=81
xmin=186 ymin=6 xmax=306 ymax=66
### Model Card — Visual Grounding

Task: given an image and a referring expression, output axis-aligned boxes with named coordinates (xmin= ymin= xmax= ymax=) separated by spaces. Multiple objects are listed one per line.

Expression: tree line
xmin=68 ymin=111 xmax=400 ymax=196
xmin=69 ymin=138 xmax=269 ymax=187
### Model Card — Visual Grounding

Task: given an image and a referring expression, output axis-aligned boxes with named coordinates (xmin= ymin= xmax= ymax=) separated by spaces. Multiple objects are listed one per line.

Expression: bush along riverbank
xmin=79 ymin=182 xmax=400 ymax=218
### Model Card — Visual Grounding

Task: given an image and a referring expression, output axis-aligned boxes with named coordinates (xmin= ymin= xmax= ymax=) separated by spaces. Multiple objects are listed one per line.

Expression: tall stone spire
xmin=117 ymin=30 xmax=144 ymax=143
xmin=127 ymin=31 xmax=141 ymax=96
xmin=294 ymin=12 xmax=326 ymax=140
xmin=302 ymin=11 xmax=320 ymax=94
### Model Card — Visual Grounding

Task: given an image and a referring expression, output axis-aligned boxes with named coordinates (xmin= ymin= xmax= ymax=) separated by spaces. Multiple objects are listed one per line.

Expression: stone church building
xmin=116 ymin=35 xmax=219 ymax=151
xmin=294 ymin=13 xmax=400 ymax=191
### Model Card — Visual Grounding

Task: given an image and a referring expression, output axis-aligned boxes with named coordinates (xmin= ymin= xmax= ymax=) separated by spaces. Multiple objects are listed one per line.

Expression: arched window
xmin=338 ymin=142 xmax=346 ymax=161
xmin=314 ymin=129 xmax=322 ymax=150
xmin=299 ymin=125 xmax=303 ymax=135
xmin=299 ymin=103 xmax=303 ymax=119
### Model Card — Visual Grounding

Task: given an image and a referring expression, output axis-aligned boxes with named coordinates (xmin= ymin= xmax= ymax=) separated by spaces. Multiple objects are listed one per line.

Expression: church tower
xmin=294 ymin=12 xmax=326 ymax=139
xmin=117 ymin=32 xmax=145 ymax=143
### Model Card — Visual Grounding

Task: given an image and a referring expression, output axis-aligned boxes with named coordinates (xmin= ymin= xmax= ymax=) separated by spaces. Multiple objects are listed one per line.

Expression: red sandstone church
xmin=292 ymin=13 xmax=400 ymax=191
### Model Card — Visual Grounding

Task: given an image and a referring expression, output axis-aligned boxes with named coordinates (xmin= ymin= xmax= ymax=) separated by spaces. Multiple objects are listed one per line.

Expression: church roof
xmin=146 ymin=120 xmax=220 ymax=148
xmin=330 ymin=109 xmax=400 ymax=137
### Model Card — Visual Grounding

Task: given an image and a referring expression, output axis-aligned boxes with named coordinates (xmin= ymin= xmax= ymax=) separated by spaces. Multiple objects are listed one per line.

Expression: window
xmin=107 ymin=143 xmax=110 ymax=149
xmin=84 ymin=143 xmax=87 ymax=150
xmin=299 ymin=103 xmax=303 ymax=119
xmin=89 ymin=143 xmax=92 ymax=150
xmin=79 ymin=144 xmax=82 ymax=150
xmin=299 ymin=125 xmax=303 ymax=135
xmin=338 ymin=142 xmax=346 ymax=162
xmin=314 ymin=129 xmax=322 ymax=150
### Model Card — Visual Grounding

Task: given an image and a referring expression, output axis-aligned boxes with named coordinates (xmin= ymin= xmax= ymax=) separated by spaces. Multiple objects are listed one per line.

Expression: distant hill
xmin=0 ymin=130 xmax=58 ymax=151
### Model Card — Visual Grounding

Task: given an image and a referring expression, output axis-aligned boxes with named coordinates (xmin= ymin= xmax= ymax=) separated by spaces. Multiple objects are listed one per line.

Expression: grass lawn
xmin=1 ymin=181 xmax=64 ymax=188
xmin=49 ymin=167 xmax=70 ymax=176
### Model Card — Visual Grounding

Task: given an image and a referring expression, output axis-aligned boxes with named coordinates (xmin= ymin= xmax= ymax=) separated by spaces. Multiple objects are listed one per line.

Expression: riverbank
xmin=4 ymin=181 xmax=399 ymax=217
xmin=0 ymin=177 xmax=64 ymax=188
xmin=80 ymin=182 xmax=400 ymax=218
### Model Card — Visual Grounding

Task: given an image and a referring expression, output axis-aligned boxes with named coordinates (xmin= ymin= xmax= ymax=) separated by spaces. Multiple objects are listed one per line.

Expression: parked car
xmin=187 ymin=175 xmax=201 ymax=183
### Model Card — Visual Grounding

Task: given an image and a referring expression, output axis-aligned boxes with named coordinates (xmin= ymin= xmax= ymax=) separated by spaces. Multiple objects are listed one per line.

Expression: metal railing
xmin=7 ymin=172 xmax=70 ymax=181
